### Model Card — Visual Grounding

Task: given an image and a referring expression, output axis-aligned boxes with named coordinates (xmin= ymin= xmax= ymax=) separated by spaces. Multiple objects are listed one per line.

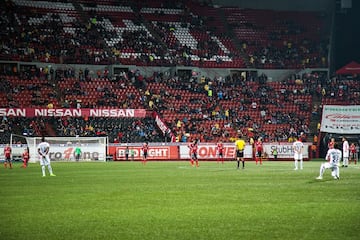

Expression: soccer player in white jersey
xmin=342 ymin=137 xmax=349 ymax=167
xmin=38 ymin=137 xmax=56 ymax=177
xmin=292 ymin=136 xmax=304 ymax=170
xmin=316 ymin=143 xmax=341 ymax=180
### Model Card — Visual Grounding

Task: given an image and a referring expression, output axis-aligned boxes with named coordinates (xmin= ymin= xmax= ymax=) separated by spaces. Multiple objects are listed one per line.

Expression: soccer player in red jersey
xmin=216 ymin=140 xmax=224 ymax=164
xmin=188 ymin=139 xmax=199 ymax=167
xmin=21 ymin=148 xmax=30 ymax=168
xmin=254 ymin=137 xmax=263 ymax=165
xmin=349 ymin=143 xmax=356 ymax=164
xmin=3 ymin=144 xmax=12 ymax=169
xmin=327 ymin=137 xmax=335 ymax=150
xmin=142 ymin=142 xmax=149 ymax=165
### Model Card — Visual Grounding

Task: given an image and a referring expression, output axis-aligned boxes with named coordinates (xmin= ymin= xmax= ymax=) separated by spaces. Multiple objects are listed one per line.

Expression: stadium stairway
xmin=217 ymin=8 xmax=251 ymax=68
xmin=44 ymin=121 xmax=57 ymax=137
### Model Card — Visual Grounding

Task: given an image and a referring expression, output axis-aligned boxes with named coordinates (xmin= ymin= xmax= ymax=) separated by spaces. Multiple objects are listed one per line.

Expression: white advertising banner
xmin=0 ymin=144 xmax=106 ymax=162
xmin=263 ymin=143 xmax=311 ymax=160
xmin=320 ymin=105 xmax=360 ymax=134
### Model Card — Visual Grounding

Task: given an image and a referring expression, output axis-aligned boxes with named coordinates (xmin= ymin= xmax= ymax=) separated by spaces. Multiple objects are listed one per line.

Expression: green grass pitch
xmin=1 ymin=160 xmax=359 ymax=240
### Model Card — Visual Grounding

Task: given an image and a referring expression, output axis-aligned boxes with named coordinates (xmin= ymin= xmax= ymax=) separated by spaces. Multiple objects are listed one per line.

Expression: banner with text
xmin=110 ymin=145 xmax=179 ymax=160
xmin=0 ymin=108 xmax=146 ymax=118
xmin=263 ymin=143 xmax=311 ymax=160
xmin=320 ymin=105 xmax=360 ymax=134
xmin=179 ymin=143 xmax=253 ymax=160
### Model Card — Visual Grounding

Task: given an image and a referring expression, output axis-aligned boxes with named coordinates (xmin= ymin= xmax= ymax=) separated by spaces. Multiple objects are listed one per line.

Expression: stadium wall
xmin=0 ymin=60 xmax=328 ymax=82
xmin=1 ymin=142 xmax=311 ymax=162
xmin=213 ymin=0 xmax=334 ymax=12
xmin=107 ymin=142 xmax=311 ymax=161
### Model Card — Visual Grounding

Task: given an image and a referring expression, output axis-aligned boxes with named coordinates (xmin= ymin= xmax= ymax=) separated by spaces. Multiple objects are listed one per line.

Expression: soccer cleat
xmin=316 ymin=176 xmax=323 ymax=180
xmin=334 ymin=176 xmax=340 ymax=180
xmin=42 ymin=175 xmax=46 ymax=177
xmin=50 ymin=174 xmax=56 ymax=177
xmin=294 ymin=168 xmax=298 ymax=171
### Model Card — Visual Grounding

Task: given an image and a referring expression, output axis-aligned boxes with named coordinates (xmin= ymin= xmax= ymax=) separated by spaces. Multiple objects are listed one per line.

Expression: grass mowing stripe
xmin=0 ymin=161 xmax=359 ymax=240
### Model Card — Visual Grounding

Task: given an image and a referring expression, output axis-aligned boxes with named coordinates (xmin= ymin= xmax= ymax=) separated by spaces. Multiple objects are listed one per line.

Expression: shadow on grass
xmin=307 ymin=178 xmax=334 ymax=184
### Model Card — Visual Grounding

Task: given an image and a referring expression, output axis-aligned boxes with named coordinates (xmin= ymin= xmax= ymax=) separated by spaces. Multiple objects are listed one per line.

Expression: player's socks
xmin=319 ymin=164 xmax=325 ymax=177
xmin=294 ymin=160 xmax=298 ymax=170
xmin=42 ymin=166 xmax=46 ymax=176
xmin=4 ymin=163 xmax=7 ymax=168
xmin=237 ymin=160 xmax=240 ymax=169
xmin=242 ymin=161 xmax=245 ymax=169
xmin=48 ymin=165 xmax=54 ymax=175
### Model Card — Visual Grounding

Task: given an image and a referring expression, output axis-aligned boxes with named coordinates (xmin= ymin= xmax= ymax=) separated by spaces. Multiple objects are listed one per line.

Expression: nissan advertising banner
xmin=0 ymin=108 xmax=146 ymax=118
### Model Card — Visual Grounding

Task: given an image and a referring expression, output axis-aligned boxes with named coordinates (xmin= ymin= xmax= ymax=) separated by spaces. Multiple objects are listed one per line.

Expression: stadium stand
xmin=1 ymin=0 xmax=344 ymax=147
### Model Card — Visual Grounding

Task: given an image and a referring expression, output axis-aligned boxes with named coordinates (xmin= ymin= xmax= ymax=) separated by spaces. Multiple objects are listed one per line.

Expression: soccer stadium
xmin=0 ymin=0 xmax=359 ymax=239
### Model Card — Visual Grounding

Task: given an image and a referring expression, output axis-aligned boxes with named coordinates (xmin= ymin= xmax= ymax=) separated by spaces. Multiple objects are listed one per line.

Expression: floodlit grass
xmin=1 ymin=160 xmax=359 ymax=240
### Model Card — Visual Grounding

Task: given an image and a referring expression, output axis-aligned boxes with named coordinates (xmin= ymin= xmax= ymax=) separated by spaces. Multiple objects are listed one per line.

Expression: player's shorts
xmin=39 ymin=156 xmax=51 ymax=166
xmin=218 ymin=152 xmax=223 ymax=157
xmin=5 ymin=156 xmax=12 ymax=163
xmin=192 ymin=153 xmax=198 ymax=160
xmin=256 ymin=151 xmax=262 ymax=158
xmin=294 ymin=153 xmax=303 ymax=160
xmin=322 ymin=162 xmax=338 ymax=170
xmin=236 ymin=150 xmax=244 ymax=158
xmin=143 ymin=152 xmax=148 ymax=158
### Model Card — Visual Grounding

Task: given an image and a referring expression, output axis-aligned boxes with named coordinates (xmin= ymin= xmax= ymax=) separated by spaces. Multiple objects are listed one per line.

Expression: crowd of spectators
xmin=1 ymin=0 xmax=328 ymax=69
xmin=54 ymin=116 xmax=164 ymax=143
xmin=0 ymin=0 xmax=354 ymax=145
xmin=1 ymin=57 xmax=358 ymax=144
xmin=140 ymin=71 xmax=314 ymax=143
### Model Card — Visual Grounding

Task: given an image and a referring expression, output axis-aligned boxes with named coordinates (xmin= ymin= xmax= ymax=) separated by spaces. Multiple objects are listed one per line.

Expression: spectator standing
xmin=130 ymin=148 xmax=135 ymax=161
xmin=271 ymin=147 xmax=278 ymax=160
xmin=125 ymin=146 xmax=129 ymax=161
